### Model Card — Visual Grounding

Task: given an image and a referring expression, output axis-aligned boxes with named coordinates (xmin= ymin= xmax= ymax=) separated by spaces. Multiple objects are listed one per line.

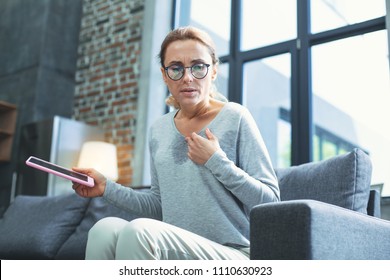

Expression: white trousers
xmin=85 ymin=217 xmax=250 ymax=260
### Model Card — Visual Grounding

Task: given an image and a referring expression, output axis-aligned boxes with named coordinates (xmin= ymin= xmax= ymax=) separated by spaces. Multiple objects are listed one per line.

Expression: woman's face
xmin=161 ymin=39 xmax=217 ymax=109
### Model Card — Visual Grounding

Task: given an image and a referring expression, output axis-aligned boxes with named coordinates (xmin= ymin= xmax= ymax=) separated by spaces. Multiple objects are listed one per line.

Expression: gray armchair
xmin=250 ymin=148 xmax=390 ymax=260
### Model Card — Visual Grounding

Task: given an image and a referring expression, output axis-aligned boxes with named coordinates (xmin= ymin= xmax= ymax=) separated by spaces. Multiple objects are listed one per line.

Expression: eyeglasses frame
xmin=163 ymin=63 xmax=211 ymax=81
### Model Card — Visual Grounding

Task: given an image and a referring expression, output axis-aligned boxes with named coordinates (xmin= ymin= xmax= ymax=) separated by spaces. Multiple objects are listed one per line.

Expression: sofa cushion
xmin=275 ymin=148 xmax=372 ymax=214
xmin=55 ymin=196 xmax=143 ymax=259
xmin=0 ymin=193 xmax=89 ymax=259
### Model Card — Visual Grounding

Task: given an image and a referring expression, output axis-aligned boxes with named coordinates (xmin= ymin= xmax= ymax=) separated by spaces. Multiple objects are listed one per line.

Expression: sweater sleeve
xmin=204 ymin=107 xmax=280 ymax=211
xmin=103 ymin=180 xmax=162 ymax=220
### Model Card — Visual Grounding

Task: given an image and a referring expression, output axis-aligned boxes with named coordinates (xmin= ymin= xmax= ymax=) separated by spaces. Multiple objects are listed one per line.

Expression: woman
xmin=72 ymin=26 xmax=280 ymax=260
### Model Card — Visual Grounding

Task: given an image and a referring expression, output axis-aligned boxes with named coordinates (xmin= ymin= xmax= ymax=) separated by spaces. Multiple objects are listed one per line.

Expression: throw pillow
xmin=0 ymin=193 xmax=89 ymax=259
xmin=275 ymin=148 xmax=372 ymax=214
xmin=55 ymin=196 xmax=142 ymax=259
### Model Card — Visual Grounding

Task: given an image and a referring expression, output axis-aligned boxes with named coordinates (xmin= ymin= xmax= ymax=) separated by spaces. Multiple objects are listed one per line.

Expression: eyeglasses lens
xmin=166 ymin=64 xmax=209 ymax=80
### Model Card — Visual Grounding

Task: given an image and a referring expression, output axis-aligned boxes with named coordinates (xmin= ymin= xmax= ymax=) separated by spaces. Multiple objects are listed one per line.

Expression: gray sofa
xmin=1 ymin=149 xmax=389 ymax=259
xmin=250 ymin=148 xmax=390 ymax=259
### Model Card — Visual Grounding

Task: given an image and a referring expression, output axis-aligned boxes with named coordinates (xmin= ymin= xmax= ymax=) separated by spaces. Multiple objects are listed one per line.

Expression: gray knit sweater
xmin=103 ymin=102 xmax=279 ymax=248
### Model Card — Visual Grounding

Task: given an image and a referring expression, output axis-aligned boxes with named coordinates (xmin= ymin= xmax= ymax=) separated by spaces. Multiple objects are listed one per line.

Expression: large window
xmin=312 ymin=29 xmax=390 ymax=190
xmin=173 ymin=0 xmax=390 ymax=195
xmin=243 ymin=54 xmax=292 ymax=167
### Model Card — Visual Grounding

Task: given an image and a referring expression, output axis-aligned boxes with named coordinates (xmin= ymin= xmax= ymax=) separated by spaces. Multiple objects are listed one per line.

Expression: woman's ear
xmin=211 ymin=65 xmax=218 ymax=81
xmin=161 ymin=67 xmax=168 ymax=84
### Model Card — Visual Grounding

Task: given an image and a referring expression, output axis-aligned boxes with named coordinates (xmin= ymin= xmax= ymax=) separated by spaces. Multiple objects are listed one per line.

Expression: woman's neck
xmin=177 ymin=100 xmax=212 ymax=120
xmin=173 ymin=98 xmax=226 ymax=137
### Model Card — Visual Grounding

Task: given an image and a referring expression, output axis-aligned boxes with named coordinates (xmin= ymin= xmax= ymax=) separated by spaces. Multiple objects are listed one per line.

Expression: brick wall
xmin=73 ymin=0 xmax=145 ymax=186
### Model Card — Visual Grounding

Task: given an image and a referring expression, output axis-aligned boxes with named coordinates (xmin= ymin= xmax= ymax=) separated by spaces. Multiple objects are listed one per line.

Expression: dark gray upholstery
xmin=250 ymin=148 xmax=390 ymax=260
xmin=54 ymin=195 xmax=144 ymax=260
xmin=0 ymin=193 xmax=144 ymax=260
xmin=274 ymin=148 xmax=372 ymax=214
xmin=250 ymin=200 xmax=390 ymax=259
xmin=0 ymin=194 xmax=89 ymax=259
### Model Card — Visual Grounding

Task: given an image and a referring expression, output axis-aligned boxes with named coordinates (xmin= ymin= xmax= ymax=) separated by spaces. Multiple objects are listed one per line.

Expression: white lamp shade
xmin=77 ymin=141 xmax=118 ymax=181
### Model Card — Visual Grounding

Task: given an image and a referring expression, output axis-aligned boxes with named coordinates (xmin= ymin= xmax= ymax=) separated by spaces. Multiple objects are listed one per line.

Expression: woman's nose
xmin=182 ymin=68 xmax=194 ymax=82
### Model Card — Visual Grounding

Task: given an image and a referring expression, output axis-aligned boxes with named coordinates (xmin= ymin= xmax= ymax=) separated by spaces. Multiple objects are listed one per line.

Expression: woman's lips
xmin=180 ymin=88 xmax=197 ymax=97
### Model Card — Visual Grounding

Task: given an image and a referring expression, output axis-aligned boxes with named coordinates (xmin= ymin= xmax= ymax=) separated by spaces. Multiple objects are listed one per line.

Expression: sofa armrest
xmin=250 ymin=200 xmax=390 ymax=260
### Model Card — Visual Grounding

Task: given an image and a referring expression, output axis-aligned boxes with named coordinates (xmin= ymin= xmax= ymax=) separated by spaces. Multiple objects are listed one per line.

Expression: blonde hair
xmin=158 ymin=26 xmax=227 ymax=109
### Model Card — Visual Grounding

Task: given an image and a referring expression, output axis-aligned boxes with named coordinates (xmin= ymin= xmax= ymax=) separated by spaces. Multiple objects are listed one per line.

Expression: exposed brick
xmin=74 ymin=0 xmax=145 ymax=186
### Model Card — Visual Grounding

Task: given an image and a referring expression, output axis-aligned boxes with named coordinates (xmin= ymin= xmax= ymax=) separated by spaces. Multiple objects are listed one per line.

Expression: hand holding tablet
xmin=25 ymin=156 xmax=95 ymax=187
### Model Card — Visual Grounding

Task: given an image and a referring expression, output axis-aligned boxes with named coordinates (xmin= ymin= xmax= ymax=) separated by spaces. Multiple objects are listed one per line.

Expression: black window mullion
xmin=228 ymin=0 xmax=243 ymax=104
xmin=240 ymin=40 xmax=294 ymax=62
xmin=310 ymin=16 xmax=386 ymax=46
xmin=292 ymin=0 xmax=312 ymax=166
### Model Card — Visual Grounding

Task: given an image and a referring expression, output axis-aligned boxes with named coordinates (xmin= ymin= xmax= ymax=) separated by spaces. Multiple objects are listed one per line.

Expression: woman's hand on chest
xmin=185 ymin=128 xmax=221 ymax=165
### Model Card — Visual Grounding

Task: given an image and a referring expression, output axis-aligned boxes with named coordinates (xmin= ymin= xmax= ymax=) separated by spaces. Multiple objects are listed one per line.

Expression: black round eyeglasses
xmin=164 ymin=63 xmax=211 ymax=81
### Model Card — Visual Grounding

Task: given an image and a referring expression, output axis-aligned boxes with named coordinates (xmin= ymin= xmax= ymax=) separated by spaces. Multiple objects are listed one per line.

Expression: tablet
xmin=25 ymin=156 xmax=94 ymax=187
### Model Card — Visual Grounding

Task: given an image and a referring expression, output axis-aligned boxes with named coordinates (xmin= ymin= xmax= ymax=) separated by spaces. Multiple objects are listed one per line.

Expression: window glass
xmin=313 ymin=134 xmax=321 ymax=161
xmin=215 ymin=62 xmax=229 ymax=99
xmin=278 ymin=118 xmax=291 ymax=168
xmin=322 ymin=138 xmax=338 ymax=159
xmin=174 ymin=0 xmax=231 ymax=56
xmin=311 ymin=0 xmax=386 ymax=33
xmin=241 ymin=0 xmax=297 ymax=50
xmin=243 ymin=54 xmax=292 ymax=167
xmin=312 ymin=30 xmax=390 ymax=195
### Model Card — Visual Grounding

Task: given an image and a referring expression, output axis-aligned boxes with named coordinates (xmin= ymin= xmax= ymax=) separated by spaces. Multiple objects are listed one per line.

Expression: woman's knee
xmin=119 ymin=218 xmax=158 ymax=238
xmin=116 ymin=218 xmax=160 ymax=259
xmin=88 ymin=217 xmax=128 ymax=241
xmin=86 ymin=217 xmax=129 ymax=260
